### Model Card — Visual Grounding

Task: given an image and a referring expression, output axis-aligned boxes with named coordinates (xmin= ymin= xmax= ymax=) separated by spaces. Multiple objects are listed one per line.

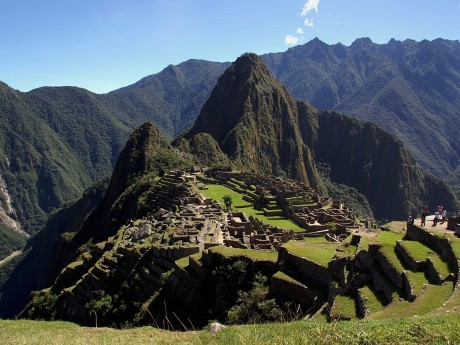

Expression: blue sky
xmin=1 ymin=0 xmax=459 ymax=94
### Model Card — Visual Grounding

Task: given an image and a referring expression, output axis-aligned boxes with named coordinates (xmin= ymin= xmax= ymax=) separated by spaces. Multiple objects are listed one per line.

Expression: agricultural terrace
xmin=199 ymin=184 xmax=304 ymax=232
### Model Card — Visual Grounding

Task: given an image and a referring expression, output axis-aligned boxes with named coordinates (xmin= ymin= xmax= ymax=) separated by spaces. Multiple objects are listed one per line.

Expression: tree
xmin=222 ymin=194 xmax=233 ymax=211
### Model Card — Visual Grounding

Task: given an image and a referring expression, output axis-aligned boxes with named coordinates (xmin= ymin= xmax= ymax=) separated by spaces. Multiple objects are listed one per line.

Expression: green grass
xmin=405 ymin=271 xmax=428 ymax=296
xmin=2 ymin=315 xmax=460 ymax=344
xmin=382 ymin=221 xmax=406 ymax=234
xmin=304 ymin=236 xmax=329 ymax=243
xmin=429 ymin=282 xmax=460 ymax=316
xmin=374 ymin=230 xmax=406 ymax=273
xmin=442 ymin=233 xmax=460 ymax=259
xmin=208 ymin=246 xmax=278 ymax=263
xmin=282 ymin=241 xmax=337 ymax=267
xmin=369 ymin=282 xmax=454 ymax=320
xmin=399 ymin=240 xmax=451 ymax=278
xmin=378 ymin=245 xmax=405 ymax=273
xmin=66 ymin=260 xmax=84 ymax=270
xmin=358 ymin=235 xmax=373 ymax=251
xmin=199 ymin=184 xmax=304 ymax=232
xmin=175 ymin=257 xmax=189 ymax=269
xmin=0 ymin=224 xmax=26 ymax=261
xmin=359 ymin=286 xmax=385 ymax=315
xmin=272 ymin=271 xmax=305 ymax=287
xmin=329 ymin=295 xmax=357 ymax=320
xmin=374 ymin=230 xmax=404 ymax=246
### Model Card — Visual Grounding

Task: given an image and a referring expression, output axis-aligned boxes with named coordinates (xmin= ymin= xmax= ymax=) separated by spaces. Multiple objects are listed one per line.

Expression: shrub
xmin=226 ymin=273 xmax=283 ymax=324
xmin=27 ymin=292 xmax=58 ymax=320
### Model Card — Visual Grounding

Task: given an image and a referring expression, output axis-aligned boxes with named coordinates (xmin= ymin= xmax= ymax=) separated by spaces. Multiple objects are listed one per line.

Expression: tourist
xmin=421 ymin=208 xmax=427 ymax=226
xmin=407 ymin=216 xmax=414 ymax=226
xmin=434 ymin=210 xmax=439 ymax=226
xmin=442 ymin=209 xmax=447 ymax=222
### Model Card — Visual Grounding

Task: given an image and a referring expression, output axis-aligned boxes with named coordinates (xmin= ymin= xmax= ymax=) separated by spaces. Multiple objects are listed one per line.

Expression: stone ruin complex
xmin=117 ymin=169 xmax=364 ymax=256
xmin=37 ymin=168 xmax=460 ymax=327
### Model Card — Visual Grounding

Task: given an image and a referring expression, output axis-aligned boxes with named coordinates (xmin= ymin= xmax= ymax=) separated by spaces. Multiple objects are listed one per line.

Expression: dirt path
xmin=414 ymin=215 xmax=455 ymax=235
xmin=0 ymin=250 xmax=22 ymax=267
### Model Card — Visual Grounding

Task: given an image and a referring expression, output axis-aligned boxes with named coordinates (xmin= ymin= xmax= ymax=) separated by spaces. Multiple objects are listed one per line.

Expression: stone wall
xmin=370 ymin=244 xmax=403 ymax=289
xmin=370 ymin=244 xmax=414 ymax=300
xmin=406 ymin=225 xmax=460 ymax=275
xmin=270 ymin=272 xmax=318 ymax=308
xmin=395 ymin=241 xmax=424 ymax=271
xmin=447 ymin=216 xmax=460 ymax=231
xmin=370 ymin=269 xmax=395 ymax=304
xmin=278 ymin=247 xmax=330 ymax=287
xmin=328 ymin=257 xmax=348 ymax=286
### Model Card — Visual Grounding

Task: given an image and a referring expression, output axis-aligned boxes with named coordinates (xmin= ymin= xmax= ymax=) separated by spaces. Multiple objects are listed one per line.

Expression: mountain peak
xmin=184 ymin=53 xmax=281 ymax=144
xmin=351 ymin=37 xmax=374 ymax=49
xmin=108 ymin=122 xmax=170 ymax=197
xmin=184 ymin=53 xmax=320 ymax=187
xmin=228 ymin=53 xmax=274 ymax=85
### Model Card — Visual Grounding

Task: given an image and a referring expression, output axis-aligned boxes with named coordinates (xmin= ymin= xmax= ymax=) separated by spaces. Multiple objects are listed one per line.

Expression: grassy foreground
xmin=1 ymin=316 xmax=460 ymax=345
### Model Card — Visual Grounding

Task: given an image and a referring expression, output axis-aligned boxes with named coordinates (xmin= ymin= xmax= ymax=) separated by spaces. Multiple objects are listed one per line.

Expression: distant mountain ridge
xmin=263 ymin=37 xmax=460 ymax=178
xmin=1 ymin=37 xmax=460 ymax=237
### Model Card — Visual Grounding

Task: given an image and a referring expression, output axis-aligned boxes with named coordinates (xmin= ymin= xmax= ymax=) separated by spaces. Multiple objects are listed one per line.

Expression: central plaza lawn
xmin=199 ymin=184 xmax=305 ymax=232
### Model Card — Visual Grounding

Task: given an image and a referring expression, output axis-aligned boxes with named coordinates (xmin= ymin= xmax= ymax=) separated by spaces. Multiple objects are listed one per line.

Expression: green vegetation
xmin=272 ymin=271 xmax=305 ymax=287
xmin=226 ymin=274 xmax=283 ymax=325
xmin=208 ymin=246 xmax=277 ymax=263
xmin=405 ymin=271 xmax=428 ymax=296
xmin=0 ymin=224 xmax=26 ymax=261
xmin=358 ymin=286 xmax=385 ymax=315
xmin=200 ymin=184 xmax=304 ymax=232
xmin=374 ymin=227 xmax=406 ymax=272
xmin=317 ymin=162 xmax=375 ymax=221
xmin=399 ymin=240 xmax=451 ymax=278
xmin=175 ymin=256 xmax=189 ymax=269
xmin=375 ymin=230 xmax=404 ymax=246
xmin=222 ymin=195 xmax=233 ymax=211
xmin=369 ymin=283 xmax=454 ymax=320
xmin=185 ymin=132 xmax=231 ymax=168
xmin=329 ymin=295 xmax=357 ymax=320
xmin=282 ymin=241 xmax=337 ymax=266
xmin=304 ymin=236 xmax=329 ymax=243
xmin=2 ymin=315 xmax=460 ymax=344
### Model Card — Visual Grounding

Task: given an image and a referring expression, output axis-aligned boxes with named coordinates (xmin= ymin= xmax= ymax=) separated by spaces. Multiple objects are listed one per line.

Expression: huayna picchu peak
xmin=185 ymin=53 xmax=323 ymax=189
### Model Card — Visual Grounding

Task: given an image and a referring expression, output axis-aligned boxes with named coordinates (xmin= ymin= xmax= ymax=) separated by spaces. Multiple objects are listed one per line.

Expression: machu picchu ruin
xmin=21 ymin=167 xmax=460 ymax=328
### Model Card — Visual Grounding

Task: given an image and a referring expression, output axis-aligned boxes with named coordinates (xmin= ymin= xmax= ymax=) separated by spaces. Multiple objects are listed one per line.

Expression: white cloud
xmin=301 ymin=0 xmax=320 ymax=16
xmin=296 ymin=27 xmax=304 ymax=35
xmin=304 ymin=18 xmax=314 ymax=27
xmin=284 ymin=35 xmax=299 ymax=45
